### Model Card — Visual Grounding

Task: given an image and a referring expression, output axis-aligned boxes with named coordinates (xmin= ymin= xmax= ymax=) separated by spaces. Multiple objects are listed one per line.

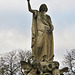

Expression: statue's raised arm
xmin=27 ymin=0 xmax=35 ymax=14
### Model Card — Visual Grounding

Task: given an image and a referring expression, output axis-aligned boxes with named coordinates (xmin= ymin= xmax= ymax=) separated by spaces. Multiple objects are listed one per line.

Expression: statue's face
xmin=41 ymin=7 xmax=47 ymax=12
xmin=39 ymin=4 xmax=48 ymax=12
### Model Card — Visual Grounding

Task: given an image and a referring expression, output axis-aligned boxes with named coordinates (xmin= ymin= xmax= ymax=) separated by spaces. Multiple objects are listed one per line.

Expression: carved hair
xmin=39 ymin=4 xmax=48 ymax=12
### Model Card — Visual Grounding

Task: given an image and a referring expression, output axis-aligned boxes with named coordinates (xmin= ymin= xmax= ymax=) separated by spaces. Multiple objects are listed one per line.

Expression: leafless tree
xmin=0 ymin=54 xmax=6 ymax=75
xmin=17 ymin=49 xmax=32 ymax=75
xmin=3 ymin=50 xmax=20 ymax=75
xmin=63 ymin=49 xmax=75 ymax=75
xmin=0 ymin=49 xmax=32 ymax=75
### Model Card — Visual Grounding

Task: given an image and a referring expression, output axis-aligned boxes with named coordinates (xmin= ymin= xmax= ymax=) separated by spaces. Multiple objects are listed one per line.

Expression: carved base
xmin=20 ymin=59 xmax=68 ymax=75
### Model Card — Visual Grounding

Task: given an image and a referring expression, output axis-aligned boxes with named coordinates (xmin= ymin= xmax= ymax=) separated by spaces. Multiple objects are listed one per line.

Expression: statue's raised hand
xmin=27 ymin=0 xmax=30 ymax=1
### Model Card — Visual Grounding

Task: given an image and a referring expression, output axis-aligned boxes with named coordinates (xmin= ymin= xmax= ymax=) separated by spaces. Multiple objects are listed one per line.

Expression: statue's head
xmin=39 ymin=4 xmax=48 ymax=12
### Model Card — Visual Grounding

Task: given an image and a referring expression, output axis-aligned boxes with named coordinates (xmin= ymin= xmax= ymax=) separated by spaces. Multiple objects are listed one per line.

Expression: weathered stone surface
xmin=60 ymin=67 xmax=68 ymax=75
xmin=20 ymin=60 xmax=68 ymax=75
xmin=27 ymin=0 xmax=54 ymax=61
xmin=20 ymin=0 xmax=69 ymax=75
xmin=21 ymin=60 xmax=60 ymax=75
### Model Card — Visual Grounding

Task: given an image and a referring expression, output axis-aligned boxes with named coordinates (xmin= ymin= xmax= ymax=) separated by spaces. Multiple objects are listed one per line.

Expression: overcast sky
xmin=0 ymin=0 xmax=75 ymax=67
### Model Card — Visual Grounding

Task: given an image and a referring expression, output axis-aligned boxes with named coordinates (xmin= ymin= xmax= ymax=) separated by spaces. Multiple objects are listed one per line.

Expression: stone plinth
xmin=20 ymin=59 xmax=68 ymax=75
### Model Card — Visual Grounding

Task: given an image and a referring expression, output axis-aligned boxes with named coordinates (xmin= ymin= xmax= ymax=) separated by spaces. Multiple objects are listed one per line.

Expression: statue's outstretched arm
xmin=27 ymin=0 xmax=35 ymax=14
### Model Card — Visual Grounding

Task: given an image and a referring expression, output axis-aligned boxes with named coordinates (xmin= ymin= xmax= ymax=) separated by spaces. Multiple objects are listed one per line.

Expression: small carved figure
xmin=20 ymin=59 xmax=68 ymax=75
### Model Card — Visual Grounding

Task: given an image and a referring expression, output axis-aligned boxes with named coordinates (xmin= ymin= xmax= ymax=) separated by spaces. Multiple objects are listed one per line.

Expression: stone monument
xmin=20 ymin=0 xmax=68 ymax=75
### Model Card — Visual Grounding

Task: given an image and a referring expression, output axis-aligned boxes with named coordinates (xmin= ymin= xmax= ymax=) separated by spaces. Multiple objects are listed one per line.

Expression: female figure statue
xmin=27 ymin=0 xmax=54 ymax=61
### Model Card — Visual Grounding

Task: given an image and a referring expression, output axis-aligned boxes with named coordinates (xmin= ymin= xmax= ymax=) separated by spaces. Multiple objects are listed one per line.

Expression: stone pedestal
xmin=20 ymin=59 xmax=68 ymax=75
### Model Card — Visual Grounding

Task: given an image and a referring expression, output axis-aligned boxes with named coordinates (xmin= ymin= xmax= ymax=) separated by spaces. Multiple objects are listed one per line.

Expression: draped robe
xmin=31 ymin=10 xmax=54 ymax=61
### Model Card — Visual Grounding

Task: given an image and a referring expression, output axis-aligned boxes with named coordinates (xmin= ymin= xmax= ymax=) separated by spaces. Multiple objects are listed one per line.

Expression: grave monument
xmin=20 ymin=0 xmax=68 ymax=75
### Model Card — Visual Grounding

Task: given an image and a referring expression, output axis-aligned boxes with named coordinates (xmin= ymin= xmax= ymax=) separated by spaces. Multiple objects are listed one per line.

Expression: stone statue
xmin=20 ymin=0 xmax=69 ymax=75
xmin=27 ymin=0 xmax=54 ymax=61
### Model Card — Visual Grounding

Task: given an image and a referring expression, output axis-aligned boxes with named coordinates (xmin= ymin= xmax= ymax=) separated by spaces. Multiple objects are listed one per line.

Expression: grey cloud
xmin=0 ymin=29 xmax=31 ymax=53
xmin=0 ymin=0 xmax=75 ymax=12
